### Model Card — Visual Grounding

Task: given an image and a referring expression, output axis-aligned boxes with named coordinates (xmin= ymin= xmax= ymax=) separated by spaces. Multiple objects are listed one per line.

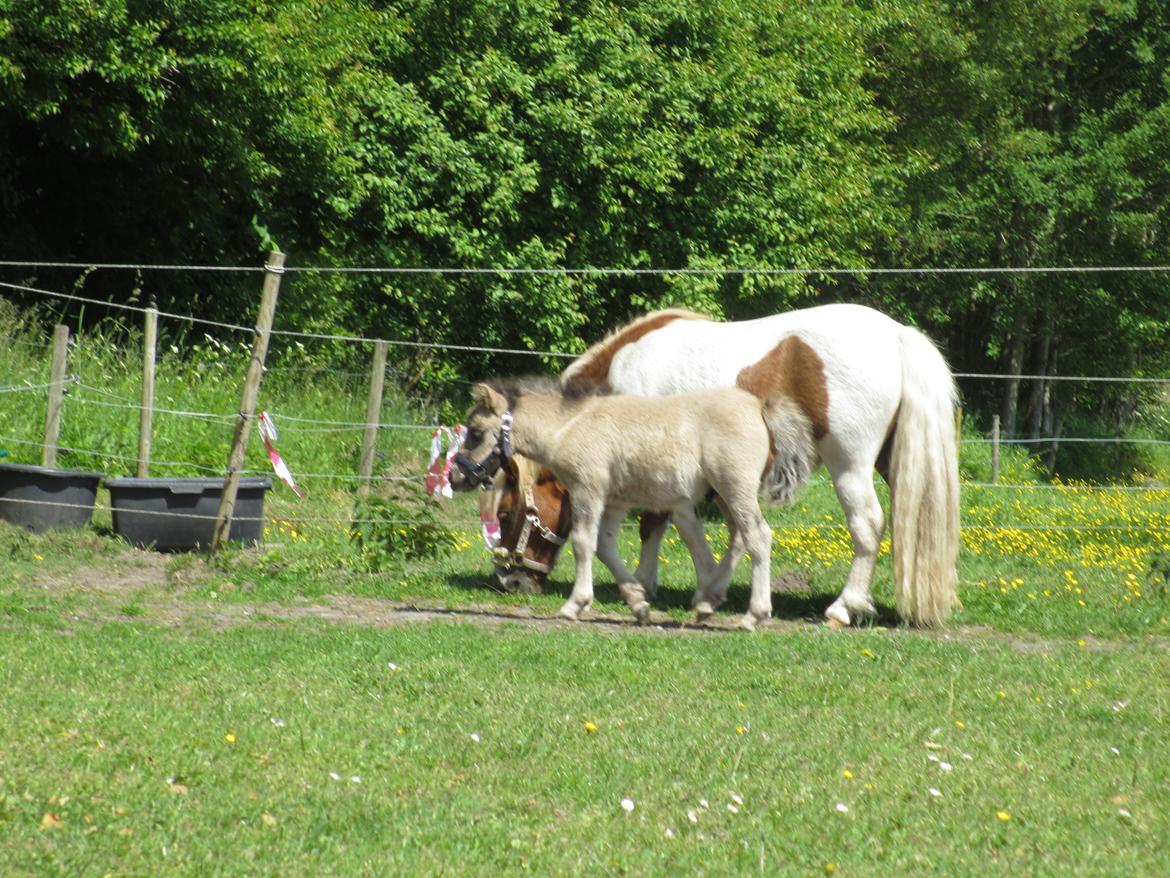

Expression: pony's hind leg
xmin=824 ymin=465 xmax=883 ymax=627
xmin=594 ymin=506 xmax=651 ymax=624
xmin=634 ymin=512 xmax=670 ymax=600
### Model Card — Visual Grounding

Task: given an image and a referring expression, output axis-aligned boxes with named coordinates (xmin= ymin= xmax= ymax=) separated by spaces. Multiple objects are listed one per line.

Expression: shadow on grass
xmin=441 ymin=570 xmax=902 ymax=630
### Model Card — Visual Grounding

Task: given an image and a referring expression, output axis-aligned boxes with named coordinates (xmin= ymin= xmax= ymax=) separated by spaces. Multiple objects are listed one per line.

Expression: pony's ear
xmin=472 ymin=382 xmax=509 ymax=415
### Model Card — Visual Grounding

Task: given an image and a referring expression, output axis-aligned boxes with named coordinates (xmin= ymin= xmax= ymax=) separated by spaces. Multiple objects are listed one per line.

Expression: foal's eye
xmin=467 ymin=429 xmax=482 ymax=444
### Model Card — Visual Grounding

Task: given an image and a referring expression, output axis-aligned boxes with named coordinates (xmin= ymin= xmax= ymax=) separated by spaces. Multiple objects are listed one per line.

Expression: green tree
xmin=864 ymin=0 xmax=1170 ymax=453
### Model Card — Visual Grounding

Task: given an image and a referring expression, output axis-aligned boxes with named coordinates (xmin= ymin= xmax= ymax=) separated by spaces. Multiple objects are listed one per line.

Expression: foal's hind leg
xmin=824 ymin=464 xmax=883 ymax=627
xmin=665 ymin=506 xmax=718 ymax=612
xmin=726 ymin=500 xmax=773 ymax=631
xmin=594 ymin=506 xmax=653 ymax=624
xmin=689 ymin=497 xmax=746 ymax=620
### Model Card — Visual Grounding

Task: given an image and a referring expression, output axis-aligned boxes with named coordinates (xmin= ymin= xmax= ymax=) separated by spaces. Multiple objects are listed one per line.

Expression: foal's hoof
xmin=632 ymin=602 xmax=651 ymax=626
xmin=739 ymin=612 xmax=769 ymax=632
xmin=558 ymin=601 xmax=584 ymax=621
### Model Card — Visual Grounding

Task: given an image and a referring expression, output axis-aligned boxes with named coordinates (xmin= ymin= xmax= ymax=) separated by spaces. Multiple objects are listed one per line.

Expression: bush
xmin=350 ymin=494 xmax=460 ymax=568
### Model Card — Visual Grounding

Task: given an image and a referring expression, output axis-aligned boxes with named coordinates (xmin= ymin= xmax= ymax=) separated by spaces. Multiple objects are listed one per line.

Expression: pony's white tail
xmin=760 ymin=397 xmax=817 ymax=506
xmin=889 ymin=328 xmax=960 ymax=627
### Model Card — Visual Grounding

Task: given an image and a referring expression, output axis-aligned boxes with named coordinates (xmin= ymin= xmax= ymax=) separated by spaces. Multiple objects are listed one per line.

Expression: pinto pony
xmin=489 ymin=303 xmax=960 ymax=628
xmin=451 ymin=381 xmax=817 ymax=629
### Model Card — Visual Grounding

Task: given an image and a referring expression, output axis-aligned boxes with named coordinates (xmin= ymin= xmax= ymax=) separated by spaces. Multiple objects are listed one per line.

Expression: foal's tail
xmin=760 ymin=397 xmax=817 ymax=506
xmin=889 ymin=328 xmax=960 ymax=627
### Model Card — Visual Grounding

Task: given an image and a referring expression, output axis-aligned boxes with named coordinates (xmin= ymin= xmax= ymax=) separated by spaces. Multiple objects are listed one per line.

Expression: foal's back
xmin=556 ymin=387 xmax=770 ymax=507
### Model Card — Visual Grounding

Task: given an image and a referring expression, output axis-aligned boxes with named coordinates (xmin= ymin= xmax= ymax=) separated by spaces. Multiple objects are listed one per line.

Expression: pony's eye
xmin=467 ymin=429 xmax=483 ymax=444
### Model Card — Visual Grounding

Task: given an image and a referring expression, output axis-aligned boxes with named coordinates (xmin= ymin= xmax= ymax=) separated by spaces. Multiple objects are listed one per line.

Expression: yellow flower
xmin=584 ymin=721 xmax=598 ymax=734
xmin=842 ymin=769 xmax=854 ymax=779
xmin=996 ymin=810 xmax=1012 ymax=822
xmin=735 ymin=726 xmax=746 ymax=736
xmin=224 ymin=732 xmax=237 ymax=744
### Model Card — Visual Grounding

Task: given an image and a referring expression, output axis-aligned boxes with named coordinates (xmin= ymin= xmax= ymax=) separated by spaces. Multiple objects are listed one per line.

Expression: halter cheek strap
xmin=491 ymin=486 xmax=568 ymax=574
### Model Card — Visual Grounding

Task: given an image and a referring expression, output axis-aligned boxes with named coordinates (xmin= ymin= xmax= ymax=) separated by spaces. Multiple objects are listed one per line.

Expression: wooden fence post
xmin=42 ymin=324 xmax=70 ymax=468
xmin=357 ymin=340 xmax=388 ymax=497
xmin=990 ymin=414 xmax=1001 ymax=484
xmin=211 ymin=251 xmax=285 ymax=550
xmin=137 ymin=304 xmax=158 ymax=477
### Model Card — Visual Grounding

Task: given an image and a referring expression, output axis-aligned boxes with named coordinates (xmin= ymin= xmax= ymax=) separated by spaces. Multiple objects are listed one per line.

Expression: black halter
xmin=453 ymin=412 xmax=513 ymax=490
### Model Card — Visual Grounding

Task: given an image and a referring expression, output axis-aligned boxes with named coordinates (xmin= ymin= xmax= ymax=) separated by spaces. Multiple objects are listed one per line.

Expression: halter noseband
xmin=453 ymin=412 xmax=513 ymax=490
xmin=491 ymin=485 xmax=567 ymax=574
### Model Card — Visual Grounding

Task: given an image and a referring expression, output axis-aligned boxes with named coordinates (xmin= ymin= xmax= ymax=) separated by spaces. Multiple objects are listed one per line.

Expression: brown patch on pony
xmin=735 ymin=336 xmax=830 ymax=440
xmin=562 ymin=309 xmax=706 ymax=396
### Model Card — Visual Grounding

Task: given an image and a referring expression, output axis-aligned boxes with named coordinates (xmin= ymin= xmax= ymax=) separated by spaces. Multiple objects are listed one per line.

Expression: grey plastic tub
xmin=0 ymin=462 xmax=103 ymax=533
xmin=106 ymin=477 xmax=272 ymax=551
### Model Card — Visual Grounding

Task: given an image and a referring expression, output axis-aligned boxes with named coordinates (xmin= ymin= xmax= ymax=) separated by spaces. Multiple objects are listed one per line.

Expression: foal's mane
xmin=487 ymin=375 xmax=609 ymax=407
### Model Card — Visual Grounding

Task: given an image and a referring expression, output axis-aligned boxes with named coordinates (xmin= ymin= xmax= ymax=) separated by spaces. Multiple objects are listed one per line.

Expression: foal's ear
xmin=471 ymin=382 xmax=509 ymax=415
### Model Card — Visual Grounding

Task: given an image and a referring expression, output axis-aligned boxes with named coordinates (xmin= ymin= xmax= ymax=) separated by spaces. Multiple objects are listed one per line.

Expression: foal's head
xmin=450 ymin=383 xmax=513 ymax=493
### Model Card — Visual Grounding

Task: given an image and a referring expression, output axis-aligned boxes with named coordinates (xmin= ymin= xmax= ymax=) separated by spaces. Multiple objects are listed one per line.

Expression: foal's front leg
xmin=559 ymin=499 xmax=602 ymax=621
xmin=594 ymin=506 xmax=651 ymax=624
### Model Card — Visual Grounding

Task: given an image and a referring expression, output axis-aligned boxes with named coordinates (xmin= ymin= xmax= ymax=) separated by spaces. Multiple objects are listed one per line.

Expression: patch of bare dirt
xmin=13 ymin=544 xmax=1170 ymax=653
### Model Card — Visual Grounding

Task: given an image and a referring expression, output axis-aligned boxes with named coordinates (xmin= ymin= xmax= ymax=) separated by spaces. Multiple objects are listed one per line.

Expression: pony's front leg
xmin=634 ymin=511 xmax=670 ymax=601
xmin=595 ymin=507 xmax=651 ymax=624
xmin=559 ymin=501 xmax=601 ymax=621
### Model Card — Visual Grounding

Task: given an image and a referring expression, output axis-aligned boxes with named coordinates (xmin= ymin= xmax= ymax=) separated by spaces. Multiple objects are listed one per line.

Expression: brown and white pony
xmin=452 ymin=380 xmax=817 ymax=629
xmin=485 ymin=303 xmax=960 ymax=628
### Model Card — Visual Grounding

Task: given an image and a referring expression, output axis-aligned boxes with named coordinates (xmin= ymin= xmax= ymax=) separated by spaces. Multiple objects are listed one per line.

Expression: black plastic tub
xmin=0 ymin=462 xmax=103 ymax=533
xmin=105 ymin=477 xmax=272 ymax=551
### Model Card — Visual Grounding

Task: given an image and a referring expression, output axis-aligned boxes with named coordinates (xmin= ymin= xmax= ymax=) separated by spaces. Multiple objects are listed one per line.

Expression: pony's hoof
xmin=693 ymin=600 xmax=716 ymax=621
xmin=558 ymin=602 xmax=583 ymax=621
xmin=632 ymin=602 xmax=651 ymax=625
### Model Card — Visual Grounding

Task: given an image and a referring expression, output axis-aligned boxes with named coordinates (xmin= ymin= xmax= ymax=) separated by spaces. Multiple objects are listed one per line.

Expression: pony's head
xmin=484 ymin=455 xmax=571 ymax=593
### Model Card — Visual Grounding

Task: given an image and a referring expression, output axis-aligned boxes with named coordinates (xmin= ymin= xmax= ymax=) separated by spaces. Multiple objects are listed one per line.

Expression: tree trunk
xmin=999 ymin=308 xmax=1029 ymax=439
xmin=1026 ymin=312 xmax=1054 ymax=441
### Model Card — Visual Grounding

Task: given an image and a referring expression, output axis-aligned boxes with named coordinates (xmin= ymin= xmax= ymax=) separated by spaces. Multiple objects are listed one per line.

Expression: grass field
xmin=2 ymin=312 xmax=1169 ymax=874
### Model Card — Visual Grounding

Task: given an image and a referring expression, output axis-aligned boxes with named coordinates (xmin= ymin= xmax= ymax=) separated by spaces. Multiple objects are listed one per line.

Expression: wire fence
xmin=2 ymin=260 xmax=1169 ymax=543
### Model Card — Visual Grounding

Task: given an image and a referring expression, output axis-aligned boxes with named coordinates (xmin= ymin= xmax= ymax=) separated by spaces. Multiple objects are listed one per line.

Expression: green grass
xmin=2 ymin=309 xmax=1170 ymax=874
xmin=0 ymin=618 xmax=1166 ymax=876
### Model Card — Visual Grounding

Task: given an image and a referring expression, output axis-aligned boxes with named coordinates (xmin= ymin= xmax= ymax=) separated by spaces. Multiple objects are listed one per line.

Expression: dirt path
xmin=17 ymin=544 xmax=1167 ymax=654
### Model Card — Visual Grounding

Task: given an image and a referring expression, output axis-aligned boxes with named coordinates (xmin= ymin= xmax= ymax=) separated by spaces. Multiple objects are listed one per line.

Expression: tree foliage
xmin=2 ymin=0 xmax=1169 ymax=457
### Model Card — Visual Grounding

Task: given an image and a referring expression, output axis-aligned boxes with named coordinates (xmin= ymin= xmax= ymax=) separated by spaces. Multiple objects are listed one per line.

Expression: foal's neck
xmin=509 ymin=392 xmax=587 ymax=465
